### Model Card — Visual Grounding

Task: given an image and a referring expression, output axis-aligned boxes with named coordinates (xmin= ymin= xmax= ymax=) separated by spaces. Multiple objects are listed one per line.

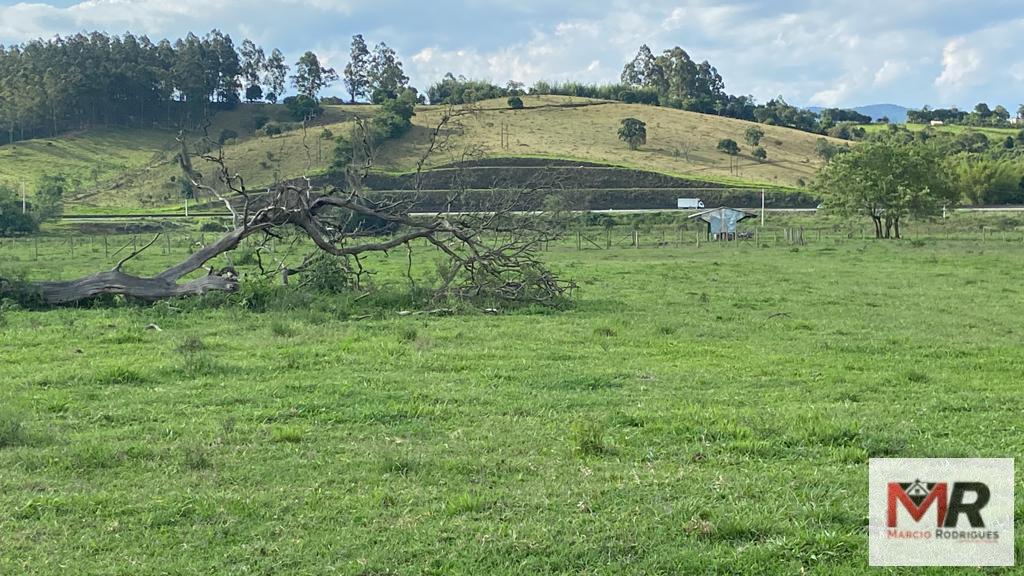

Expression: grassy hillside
xmin=0 ymin=128 xmax=175 ymax=194
xmin=0 ymin=97 xmax=840 ymax=211
xmin=376 ymin=96 xmax=832 ymax=188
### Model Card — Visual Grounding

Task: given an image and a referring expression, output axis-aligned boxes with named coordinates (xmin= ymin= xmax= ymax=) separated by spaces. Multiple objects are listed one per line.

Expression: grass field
xmin=3 ymin=213 xmax=1024 ymax=574
xmin=858 ymin=122 xmax=1022 ymax=139
xmin=1 ymin=97 xmax=839 ymax=211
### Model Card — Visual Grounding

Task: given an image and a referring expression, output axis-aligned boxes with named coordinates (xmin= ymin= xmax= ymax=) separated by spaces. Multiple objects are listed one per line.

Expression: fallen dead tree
xmin=2 ymin=111 xmax=575 ymax=307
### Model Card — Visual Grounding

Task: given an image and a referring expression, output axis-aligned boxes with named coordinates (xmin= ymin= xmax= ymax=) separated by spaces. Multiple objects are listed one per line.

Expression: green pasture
xmin=2 ymin=213 xmax=1024 ymax=574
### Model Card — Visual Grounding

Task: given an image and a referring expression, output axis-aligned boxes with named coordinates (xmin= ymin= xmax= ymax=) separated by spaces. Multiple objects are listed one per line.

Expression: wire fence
xmin=2 ymin=222 xmax=1023 ymax=275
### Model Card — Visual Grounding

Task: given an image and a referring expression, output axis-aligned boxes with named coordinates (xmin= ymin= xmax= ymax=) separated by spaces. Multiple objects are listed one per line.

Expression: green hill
xmin=0 ymin=96 xmax=841 ymax=212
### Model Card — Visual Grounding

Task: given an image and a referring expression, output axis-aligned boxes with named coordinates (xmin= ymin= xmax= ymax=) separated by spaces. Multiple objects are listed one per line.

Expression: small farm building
xmin=688 ymin=207 xmax=757 ymax=241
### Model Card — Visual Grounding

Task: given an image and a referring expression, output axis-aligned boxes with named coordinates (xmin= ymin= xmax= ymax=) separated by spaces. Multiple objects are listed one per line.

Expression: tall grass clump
xmin=0 ymin=410 xmax=29 ymax=448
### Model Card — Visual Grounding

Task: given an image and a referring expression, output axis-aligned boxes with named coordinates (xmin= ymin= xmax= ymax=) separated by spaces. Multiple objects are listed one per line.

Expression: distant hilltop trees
xmin=908 ymin=103 xmax=1021 ymax=128
xmin=0 ymin=31 xmax=413 ymax=144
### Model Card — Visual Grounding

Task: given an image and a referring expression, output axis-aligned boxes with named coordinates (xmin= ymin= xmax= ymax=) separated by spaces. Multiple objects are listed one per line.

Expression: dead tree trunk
xmin=6 ymin=120 xmax=572 ymax=307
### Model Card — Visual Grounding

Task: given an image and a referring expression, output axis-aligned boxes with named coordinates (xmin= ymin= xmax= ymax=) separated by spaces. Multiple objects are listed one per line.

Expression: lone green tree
xmin=744 ymin=126 xmax=764 ymax=146
xmin=343 ymin=35 xmax=371 ymax=103
xmin=34 ymin=174 xmax=66 ymax=222
xmin=292 ymin=52 xmax=338 ymax=99
xmin=815 ymin=141 xmax=956 ymax=239
xmin=263 ymin=48 xmax=290 ymax=103
xmin=717 ymin=138 xmax=740 ymax=155
xmin=618 ymin=118 xmax=647 ymax=150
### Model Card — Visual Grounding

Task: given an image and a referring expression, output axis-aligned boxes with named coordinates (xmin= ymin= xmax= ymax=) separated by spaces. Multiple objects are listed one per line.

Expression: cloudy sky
xmin=1 ymin=0 xmax=1022 ymax=109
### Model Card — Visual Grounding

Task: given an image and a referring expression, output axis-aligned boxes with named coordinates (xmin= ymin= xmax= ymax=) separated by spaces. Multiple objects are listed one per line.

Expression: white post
xmin=21 ymin=182 xmax=26 ymax=214
xmin=760 ymin=188 xmax=765 ymax=227
xmin=185 ymin=196 xmax=189 ymax=217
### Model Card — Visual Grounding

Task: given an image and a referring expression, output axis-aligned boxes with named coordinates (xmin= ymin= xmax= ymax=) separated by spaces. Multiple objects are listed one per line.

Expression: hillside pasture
xmin=4 ymin=98 xmax=840 ymax=211
xmin=375 ymin=96 xmax=837 ymax=189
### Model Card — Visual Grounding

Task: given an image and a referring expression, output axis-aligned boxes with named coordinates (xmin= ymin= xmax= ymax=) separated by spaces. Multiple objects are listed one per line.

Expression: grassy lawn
xmin=2 ymin=215 xmax=1024 ymax=574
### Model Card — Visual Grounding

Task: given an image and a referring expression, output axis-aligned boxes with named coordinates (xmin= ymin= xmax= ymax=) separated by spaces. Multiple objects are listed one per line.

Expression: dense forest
xmin=0 ymin=31 xmax=411 ymax=144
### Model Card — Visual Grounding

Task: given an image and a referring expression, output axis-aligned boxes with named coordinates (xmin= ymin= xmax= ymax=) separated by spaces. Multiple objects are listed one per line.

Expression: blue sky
xmin=1 ymin=0 xmax=1022 ymax=110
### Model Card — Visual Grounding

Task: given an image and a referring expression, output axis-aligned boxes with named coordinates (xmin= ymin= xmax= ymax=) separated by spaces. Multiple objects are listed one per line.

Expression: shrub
xmin=752 ymin=146 xmax=767 ymax=161
xmin=745 ymin=126 xmax=764 ymax=146
xmin=717 ymin=138 xmax=741 ymax=155
xmin=199 ymin=221 xmax=227 ymax=233
xmin=252 ymin=115 xmax=270 ymax=131
xmin=217 ymin=129 xmax=239 ymax=145
xmin=373 ymin=91 xmax=417 ymax=138
xmin=0 ymin=186 xmax=40 ymax=236
xmin=283 ymin=95 xmax=323 ymax=121
xmin=507 ymin=95 xmax=524 ymax=109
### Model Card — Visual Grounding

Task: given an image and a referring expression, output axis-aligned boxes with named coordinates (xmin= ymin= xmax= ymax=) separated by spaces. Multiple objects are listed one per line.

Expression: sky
xmin=1 ymin=0 xmax=1022 ymax=110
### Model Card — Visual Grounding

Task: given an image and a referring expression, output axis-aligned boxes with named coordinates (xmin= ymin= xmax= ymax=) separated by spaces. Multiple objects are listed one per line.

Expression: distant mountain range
xmin=806 ymin=104 xmax=910 ymax=124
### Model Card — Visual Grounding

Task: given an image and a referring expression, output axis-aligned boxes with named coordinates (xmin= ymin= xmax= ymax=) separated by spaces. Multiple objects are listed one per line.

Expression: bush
xmin=252 ymin=115 xmax=270 ymax=131
xmin=262 ymin=123 xmax=283 ymax=137
xmin=745 ymin=126 xmax=764 ymax=146
xmin=283 ymin=95 xmax=323 ymax=121
xmin=372 ymin=91 xmax=417 ymax=138
xmin=752 ymin=146 xmax=767 ymax=161
xmin=217 ymin=129 xmax=239 ymax=145
xmin=717 ymin=138 xmax=741 ymax=155
xmin=0 ymin=186 xmax=39 ymax=236
xmin=507 ymin=96 xmax=524 ymax=109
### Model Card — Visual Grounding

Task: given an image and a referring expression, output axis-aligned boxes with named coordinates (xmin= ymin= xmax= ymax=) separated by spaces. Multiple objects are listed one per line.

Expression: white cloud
xmin=874 ymin=60 xmax=909 ymax=86
xmin=935 ymin=37 xmax=981 ymax=91
xmin=412 ymin=47 xmax=435 ymax=64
